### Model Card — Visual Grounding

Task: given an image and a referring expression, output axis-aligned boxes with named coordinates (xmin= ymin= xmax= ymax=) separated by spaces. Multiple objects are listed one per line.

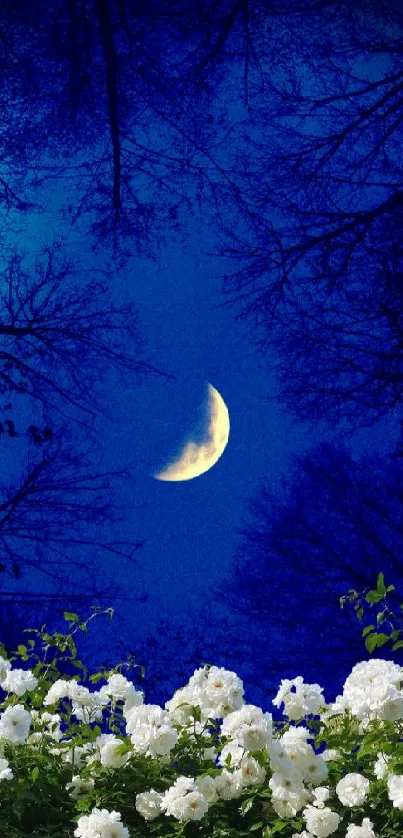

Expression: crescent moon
xmin=154 ymin=383 xmax=230 ymax=482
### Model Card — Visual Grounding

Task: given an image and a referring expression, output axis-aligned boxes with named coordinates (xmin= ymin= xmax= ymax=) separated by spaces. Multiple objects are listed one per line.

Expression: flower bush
xmin=0 ymin=610 xmax=402 ymax=837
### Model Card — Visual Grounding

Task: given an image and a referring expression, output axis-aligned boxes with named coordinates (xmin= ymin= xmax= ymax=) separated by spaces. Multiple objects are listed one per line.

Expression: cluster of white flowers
xmin=74 ymin=807 xmax=129 ymax=838
xmin=273 ymin=676 xmax=324 ymax=720
xmin=327 ymin=659 xmax=403 ymax=723
xmin=2 ymin=650 xmax=403 ymax=838
xmin=125 ymin=703 xmax=178 ymax=757
xmin=165 ymin=665 xmax=244 ymax=724
xmin=43 ymin=673 xmax=144 ymax=723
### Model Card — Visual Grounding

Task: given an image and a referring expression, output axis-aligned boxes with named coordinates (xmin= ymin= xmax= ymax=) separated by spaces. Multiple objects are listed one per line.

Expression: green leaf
xmin=362 ymin=625 xmax=375 ymax=637
xmin=240 ymin=798 xmax=254 ymax=815
xmin=31 ymin=766 xmax=39 ymax=782
xmin=365 ymin=632 xmax=390 ymax=653
xmin=377 ymin=573 xmax=386 ymax=595
xmin=365 ymin=591 xmax=384 ymax=605
xmin=365 ymin=633 xmax=377 ymax=653
xmin=374 ymin=632 xmax=390 ymax=648
xmin=89 ymin=672 xmax=104 ymax=684
xmin=392 ymin=640 xmax=403 ymax=651
xmin=64 ymin=611 xmax=79 ymax=623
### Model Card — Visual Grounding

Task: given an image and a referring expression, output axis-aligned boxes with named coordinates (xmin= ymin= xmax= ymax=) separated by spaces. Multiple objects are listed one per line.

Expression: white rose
xmin=135 ymin=789 xmax=164 ymax=821
xmin=66 ymin=775 xmax=95 ymax=800
xmin=387 ymin=773 xmax=403 ymax=809
xmin=195 ymin=774 xmax=218 ymax=803
xmin=43 ymin=679 xmax=71 ymax=706
xmin=336 ymin=774 xmax=370 ymax=807
xmin=0 ymin=704 xmax=31 ymax=744
xmin=346 ymin=818 xmax=377 ymax=838
xmin=273 ymin=677 xmax=324 ymax=720
xmin=239 ymin=756 xmax=266 ymax=787
xmin=168 ymin=791 xmax=208 ymax=821
xmin=0 ymin=655 xmax=11 ymax=685
xmin=74 ymin=808 xmax=129 ymax=838
xmin=215 ymin=768 xmax=243 ymax=799
xmin=373 ymin=753 xmax=389 ymax=780
xmin=97 ymin=735 xmax=130 ymax=768
xmin=2 ymin=668 xmax=38 ymax=697
xmin=311 ymin=787 xmax=330 ymax=808
xmin=303 ymin=804 xmax=340 ymax=837
xmin=0 ymin=757 xmax=13 ymax=780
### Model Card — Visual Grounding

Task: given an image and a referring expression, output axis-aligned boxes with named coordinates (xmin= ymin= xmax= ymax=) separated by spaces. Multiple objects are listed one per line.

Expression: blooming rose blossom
xmin=269 ymin=771 xmax=309 ymax=818
xmin=166 ymin=665 xmax=244 ymax=723
xmin=302 ymin=804 xmax=340 ymax=837
xmin=214 ymin=768 xmax=244 ymax=800
xmin=0 ymin=653 xmax=402 ymax=838
xmin=273 ymin=677 xmax=324 ymax=720
xmin=195 ymin=774 xmax=218 ymax=803
xmin=0 ymin=757 xmax=13 ymax=781
xmin=43 ymin=679 xmax=72 ymax=706
xmin=311 ymin=787 xmax=330 ymax=808
xmin=220 ymin=704 xmax=272 ymax=750
xmin=161 ymin=776 xmax=209 ymax=821
xmin=336 ymin=774 xmax=370 ymax=807
xmin=135 ymin=790 xmax=164 ymax=820
xmin=92 ymin=734 xmax=130 ymax=768
xmin=373 ymin=752 xmax=389 ymax=780
xmin=322 ymin=749 xmax=341 ymax=762
xmin=66 ymin=775 xmax=95 ymax=800
xmin=1 ymin=668 xmax=38 ymax=697
xmin=0 ymin=704 xmax=31 ymax=744
xmin=0 ymin=656 xmax=11 ymax=685
xmin=125 ymin=704 xmax=178 ymax=757
xmin=74 ymin=808 xmax=129 ymax=838
xmin=387 ymin=773 xmax=403 ymax=809
xmin=99 ymin=674 xmax=144 ymax=711
xmin=345 ymin=818 xmax=377 ymax=838
xmin=341 ymin=660 xmax=403 ymax=722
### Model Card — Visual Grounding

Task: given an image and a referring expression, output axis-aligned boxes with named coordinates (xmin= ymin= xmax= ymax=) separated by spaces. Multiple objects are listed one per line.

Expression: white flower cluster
xmin=125 ymin=704 xmax=178 ymax=757
xmin=273 ymin=676 xmax=324 ymax=720
xmin=3 ymin=650 xmax=403 ymax=838
xmin=74 ymin=807 xmax=129 ymax=838
xmin=165 ymin=665 xmax=244 ymax=724
xmin=328 ymin=659 xmax=403 ymax=723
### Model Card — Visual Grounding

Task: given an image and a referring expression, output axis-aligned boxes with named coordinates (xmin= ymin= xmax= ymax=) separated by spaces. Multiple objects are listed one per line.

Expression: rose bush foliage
xmin=0 ymin=610 xmax=402 ymax=837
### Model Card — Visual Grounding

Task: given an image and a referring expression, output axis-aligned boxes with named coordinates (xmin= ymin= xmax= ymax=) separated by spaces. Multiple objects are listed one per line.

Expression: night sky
xmin=1 ymin=1 xmax=403 ymax=711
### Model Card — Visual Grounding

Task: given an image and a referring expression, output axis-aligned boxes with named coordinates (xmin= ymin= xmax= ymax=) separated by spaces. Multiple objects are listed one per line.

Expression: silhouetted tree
xmin=0 ymin=1 xmax=344 ymax=249
xmin=0 ymin=241 xmax=158 ymax=613
xmin=221 ymin=2 xmax=403 ymax=432
xmin=0 ymin=243 xmax=159 ymax=424
xmin=218 ymin=442 xmax=403 ymax=698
